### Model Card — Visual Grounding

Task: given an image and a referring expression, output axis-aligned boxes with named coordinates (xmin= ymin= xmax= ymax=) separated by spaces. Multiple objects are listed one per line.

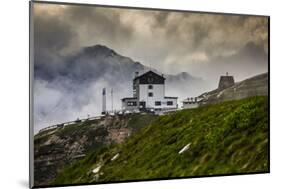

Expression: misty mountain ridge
xmin=34 ymin=44 xmax=209 ymax=133
xmin=62 ymin=44 xmax=209 ymax=96
xmin=83 ymin=44 xmax=118 ymax=56
xmin=77 ymin=44 xmax=205 ymax=81
xmin=36 ymin=44 xmax=204 ymax=83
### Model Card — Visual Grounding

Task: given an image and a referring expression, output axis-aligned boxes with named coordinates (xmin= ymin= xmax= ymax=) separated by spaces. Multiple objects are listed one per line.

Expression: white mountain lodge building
xmin=121 ymin=71 xmax=178 ymax=112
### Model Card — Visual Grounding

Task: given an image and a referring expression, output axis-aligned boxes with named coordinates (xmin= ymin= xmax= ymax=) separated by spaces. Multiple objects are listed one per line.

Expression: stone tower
xmin=218 ymin=72 xmax=235 ymax=89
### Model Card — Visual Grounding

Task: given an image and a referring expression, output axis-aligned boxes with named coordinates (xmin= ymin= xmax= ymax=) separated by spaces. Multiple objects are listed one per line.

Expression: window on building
xmin=139 ymin=101 xmax=145 ymax=108
xmin=148 ymin=85 xmax=153 ymax=89
xmin=127 ymin=101 xmax=137 ymax=106
xmin=167 ymin=101 xmax=173 ymax=106
xmin=148 ymin=92 xmax=153 ymax=97
xmin=155 ymin=101 xmax=161 ymax=106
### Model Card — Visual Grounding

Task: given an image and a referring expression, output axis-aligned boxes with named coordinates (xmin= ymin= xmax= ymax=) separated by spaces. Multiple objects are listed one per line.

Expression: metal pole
xmin=102 ymin=88 xmax=106 ymax=114
xmin=111 ymin=88 xmax=113 ymax=113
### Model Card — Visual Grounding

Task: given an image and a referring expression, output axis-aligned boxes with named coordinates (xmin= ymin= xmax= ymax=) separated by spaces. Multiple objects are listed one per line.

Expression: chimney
xmin=101 ymin=88 xmax=106 ymax=115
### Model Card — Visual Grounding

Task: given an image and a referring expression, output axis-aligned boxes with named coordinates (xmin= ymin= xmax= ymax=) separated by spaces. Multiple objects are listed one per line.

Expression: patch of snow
xmin=217 ymin=91 xmax=224 ymax=98
xmin=92 ymin=165 xmax=102 ymax=173
xmin=111 ymin=153 xmax=119 ymax=161
xmin=178 ymin=143 xmax=191 ymax=154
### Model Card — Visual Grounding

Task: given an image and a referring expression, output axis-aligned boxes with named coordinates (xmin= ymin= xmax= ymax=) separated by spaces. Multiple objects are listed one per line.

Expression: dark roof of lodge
xmin=134 ymin=71 xmax=165 ymax=84
xmin=164 ymin=96 xmax=178 ymax=99
xmin=121 ymin=97 xmax=137 ymax=101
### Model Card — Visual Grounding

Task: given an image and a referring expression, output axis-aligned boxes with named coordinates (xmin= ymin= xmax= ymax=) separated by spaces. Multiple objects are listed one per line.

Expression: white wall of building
xmin=161 ymin=98 xmax=178 ymax=109
xmin=121 ymin=99 xmax=138 ymax=111
xmin=182 ymin=103 xmax=199 ymax=109
xmin=139 ymin=84 xmax=164 ymax=107
xmin=138 ymin=84 xmax=177 ymax=109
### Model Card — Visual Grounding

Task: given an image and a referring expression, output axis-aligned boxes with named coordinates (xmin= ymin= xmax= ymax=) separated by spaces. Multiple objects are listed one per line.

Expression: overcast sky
xmin=32 ymin=2 xmax=268 ymax=133
xmin=34 ymin=3 xmax=268 ymax=76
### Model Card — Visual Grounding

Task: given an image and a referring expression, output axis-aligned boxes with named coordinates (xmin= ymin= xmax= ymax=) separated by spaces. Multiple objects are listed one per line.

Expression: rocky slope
xmin=199 ymin=72 xmax=268 ymax=104
xmin=34 ymin=114 xmax=157 ymax=186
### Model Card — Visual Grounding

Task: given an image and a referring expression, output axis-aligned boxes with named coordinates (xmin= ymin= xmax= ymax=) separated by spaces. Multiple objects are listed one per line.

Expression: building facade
xmin=182 ymin=97 xmax=203 ymax=109
xmin=122 ymin=71 xmax=178 ymax=112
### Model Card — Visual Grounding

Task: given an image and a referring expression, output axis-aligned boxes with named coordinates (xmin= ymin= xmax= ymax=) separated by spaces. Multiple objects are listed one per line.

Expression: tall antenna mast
xmin=111 ymin=88 xmax=113 ymax=113
xmin=102 ymin=88 xmax=106 ymax=115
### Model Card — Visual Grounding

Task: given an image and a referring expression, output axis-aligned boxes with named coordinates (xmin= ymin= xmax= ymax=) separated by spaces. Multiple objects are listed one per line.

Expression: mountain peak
xmin=83 ymin=44 xmax=117 ymax=56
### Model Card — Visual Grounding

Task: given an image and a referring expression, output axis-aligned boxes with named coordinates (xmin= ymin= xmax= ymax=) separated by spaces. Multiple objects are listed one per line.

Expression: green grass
xmin=52 ymin=96 xmax=269 ymax=185
xmin=126 ymin=114 xmax=157 ymax=131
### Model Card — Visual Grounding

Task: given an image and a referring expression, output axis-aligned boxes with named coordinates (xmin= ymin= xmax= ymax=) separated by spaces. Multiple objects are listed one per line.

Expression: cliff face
xmin=34 ymin=114 xmax=157 ymax=186
xmin=199 ymin=72 xmax=268 ymax=104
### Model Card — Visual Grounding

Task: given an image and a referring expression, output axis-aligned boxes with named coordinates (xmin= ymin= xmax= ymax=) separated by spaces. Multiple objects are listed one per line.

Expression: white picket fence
xmin=38 ymin=115 xmax=105 ymax=133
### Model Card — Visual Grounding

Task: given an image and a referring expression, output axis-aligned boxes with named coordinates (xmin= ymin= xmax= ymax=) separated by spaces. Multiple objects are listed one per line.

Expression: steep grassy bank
xmin=34 ymin=114 xmax=157 ymax=186
xmin=52 ymin=96 xmax=269 ymax=185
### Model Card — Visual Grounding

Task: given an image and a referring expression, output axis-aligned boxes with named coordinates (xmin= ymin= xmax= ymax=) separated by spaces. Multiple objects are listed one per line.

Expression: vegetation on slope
xmin=52 ymin=96 xmax=269 ymax=185
xmin=34 ymin=114 xmax=157 ymax=186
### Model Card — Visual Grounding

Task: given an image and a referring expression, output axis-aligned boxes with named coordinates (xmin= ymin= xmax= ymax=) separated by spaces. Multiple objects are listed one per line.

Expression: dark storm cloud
xmin=152 ymin=12 xmax=171 ymax=27
xmin=148 ymin=12 xmax=267 ymax=58
xmin=33 ymin=3 xmax=137 ymax=80
xmin=64 ymin=6 xmax=134 ymax=41
xmin=33 ymin=5 xmax=76 ymax=80
xmin=34 ymin=11 xmax=75 ymax=51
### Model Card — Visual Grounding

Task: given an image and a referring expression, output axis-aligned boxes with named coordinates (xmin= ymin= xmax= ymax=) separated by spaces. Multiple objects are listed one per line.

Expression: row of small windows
xmin=127 ymin=101 xmax=137 ymax=106
xmin=155 ymin=101 xmax=173 ymax=106
xmin=167 ymin=101 xmax=173 ymax=105
xmin=127 ymin=101 xmax=174 ymax=106
xmin=155 ymin=101 xmax=161 ymax=106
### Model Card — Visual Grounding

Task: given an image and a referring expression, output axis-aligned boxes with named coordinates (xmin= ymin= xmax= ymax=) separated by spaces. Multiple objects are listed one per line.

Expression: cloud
xmin=33 ymin=75 xmax=133 ymax=133
xmin=33 ymin=3 xmax=268 ymax=72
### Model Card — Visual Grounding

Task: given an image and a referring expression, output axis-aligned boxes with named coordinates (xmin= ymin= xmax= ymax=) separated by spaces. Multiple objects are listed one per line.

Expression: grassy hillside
xmin=34 ymin=114 xmax=157 ymax=186
xmin=52 ymin=96 xmax=269 ymax=185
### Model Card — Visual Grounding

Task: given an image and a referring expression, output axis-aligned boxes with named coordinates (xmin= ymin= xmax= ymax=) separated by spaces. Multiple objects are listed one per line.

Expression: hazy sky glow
xmin=33 ymin=2 xmax=268 ymax=133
